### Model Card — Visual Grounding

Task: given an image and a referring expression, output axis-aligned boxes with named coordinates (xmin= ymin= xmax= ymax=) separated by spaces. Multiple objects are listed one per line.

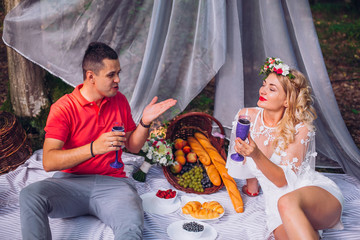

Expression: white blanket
xmin=1 ymin=150 xmax=359 ymax=240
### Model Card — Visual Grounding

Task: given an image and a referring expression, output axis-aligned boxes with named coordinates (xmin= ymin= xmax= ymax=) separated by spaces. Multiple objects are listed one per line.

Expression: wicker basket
xmin=0 ymin=111 xmax=32 ymax=175
xmin=163 ymin=112 xmax=226 ymax=194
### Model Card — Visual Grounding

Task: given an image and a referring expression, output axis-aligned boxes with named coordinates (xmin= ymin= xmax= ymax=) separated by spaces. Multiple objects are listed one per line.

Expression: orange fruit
xmin=175 ymin=150 xmax=185 ymax=157
xmin=175 ymin=155 xmax=186 ymax=165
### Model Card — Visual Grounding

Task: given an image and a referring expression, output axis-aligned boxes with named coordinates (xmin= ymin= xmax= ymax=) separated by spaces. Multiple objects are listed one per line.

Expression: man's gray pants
xmin=20 ymin=172 xmax=144 ymax=240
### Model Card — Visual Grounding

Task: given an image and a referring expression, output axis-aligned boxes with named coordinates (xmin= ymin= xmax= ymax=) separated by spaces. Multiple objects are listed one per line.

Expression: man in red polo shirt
xmin=19 ymin=42 xmax=177 ymax=240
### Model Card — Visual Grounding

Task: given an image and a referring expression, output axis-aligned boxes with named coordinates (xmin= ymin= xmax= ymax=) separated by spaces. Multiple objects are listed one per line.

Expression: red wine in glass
xmin=110 ymin=122 xmax=124 ymax=168
xmin=231 ymin=115 xmax=251 ymax=162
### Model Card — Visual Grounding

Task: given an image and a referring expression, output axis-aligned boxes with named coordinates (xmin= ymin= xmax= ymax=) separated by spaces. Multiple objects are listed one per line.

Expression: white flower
xmin=141 ymin=142 xmax=149 ymax=152
xmin=141 ymin=135 xmax=174 ymax=166
xmin=146 ymin=151 xmax=153 ymax=160
xmin=275 ymin=63 xmax=283 ymax=70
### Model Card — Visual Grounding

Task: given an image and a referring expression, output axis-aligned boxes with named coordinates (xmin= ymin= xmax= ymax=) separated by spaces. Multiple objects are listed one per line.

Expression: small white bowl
xmin=155 ymin=189 xmax=177 ymax=205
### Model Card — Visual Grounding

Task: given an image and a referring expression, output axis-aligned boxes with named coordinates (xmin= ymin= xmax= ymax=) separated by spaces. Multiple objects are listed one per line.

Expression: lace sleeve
xmin=278 ymin=124 xmax=317 ymax=175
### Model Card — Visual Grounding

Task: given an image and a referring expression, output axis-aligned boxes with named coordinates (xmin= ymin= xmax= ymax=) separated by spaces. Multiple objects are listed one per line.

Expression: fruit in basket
xmin=177 ymin=166 xmax=204 ymax=192
xmin=174 ymin=149 xmax=185 ymax=157
xmin=175 ymin=155 xmax=186 ymax=165
xmin=174 ymin=138 xmax=187 ymax=150
xmin=201 ymin=170 xmax=213 ymax=189
xmin=170 ymin=162 xmax=182 ymax=174
xmin=182 ymin=145 xmax=191 ymax=154
xmin=179 ymin=162 xmax=196 ymax=175
xmin=186 ymin=152 xmax=197 ymax=163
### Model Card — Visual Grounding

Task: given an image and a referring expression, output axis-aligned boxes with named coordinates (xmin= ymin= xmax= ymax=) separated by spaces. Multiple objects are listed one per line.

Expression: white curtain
xmin=3 ymin=0 xmax=360 ymax=180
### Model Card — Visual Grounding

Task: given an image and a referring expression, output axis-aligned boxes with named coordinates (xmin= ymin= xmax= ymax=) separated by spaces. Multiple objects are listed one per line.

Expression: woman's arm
xmin=235 ymin=125 xmax=312 ymax=187
xmin=235 ymin=136 xmax=287 ymax=187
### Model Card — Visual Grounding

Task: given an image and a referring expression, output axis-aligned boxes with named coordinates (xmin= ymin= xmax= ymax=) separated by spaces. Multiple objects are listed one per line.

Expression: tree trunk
xmin=4 ymin=0 xmax=48 ymax=117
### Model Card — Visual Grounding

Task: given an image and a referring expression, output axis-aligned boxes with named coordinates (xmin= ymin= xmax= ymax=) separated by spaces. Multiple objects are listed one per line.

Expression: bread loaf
xmin=187 ymin=136 xmax=211 ymax=166
xmin=194 ymin=132 xmax=244 ymax=213
xmin=204 ymin=164 xmax=221 ymax=186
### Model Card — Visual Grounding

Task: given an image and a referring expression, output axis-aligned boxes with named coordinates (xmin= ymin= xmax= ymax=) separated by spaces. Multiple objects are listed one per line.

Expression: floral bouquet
xmin=133 ymin=124 xmax=175 ymax=182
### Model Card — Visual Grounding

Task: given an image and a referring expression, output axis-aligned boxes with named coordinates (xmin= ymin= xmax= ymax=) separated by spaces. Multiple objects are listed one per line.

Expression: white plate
xmin=167 ymin=220 xmax=217 ymax=240
xmin=181 ymin=196 xmax=225 ymax=221
xmin=140 ymin=192 xmax=181 ymax=215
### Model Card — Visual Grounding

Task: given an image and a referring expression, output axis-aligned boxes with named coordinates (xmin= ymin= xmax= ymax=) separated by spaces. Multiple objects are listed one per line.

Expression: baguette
xmin=204 ymin=164 xmax=222 ymax=186
xmin=194 ymin=132 xmax=244 ymax=213
xmin=187 ymin=136 xmax=211 ymax=166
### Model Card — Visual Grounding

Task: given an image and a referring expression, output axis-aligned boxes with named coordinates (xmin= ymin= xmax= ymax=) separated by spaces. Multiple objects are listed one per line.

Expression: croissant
xmin=202 ymin=201 xmax=224 ymax=214
xmin=182 ymin=201 xmax=202 ymax=214
xmin=190 ymin=208 xmax=219 ymax=219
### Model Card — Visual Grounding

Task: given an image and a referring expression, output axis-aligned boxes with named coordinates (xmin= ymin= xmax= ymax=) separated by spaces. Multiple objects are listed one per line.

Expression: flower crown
xmin=259 ymin=57 xmax=295 ymax=80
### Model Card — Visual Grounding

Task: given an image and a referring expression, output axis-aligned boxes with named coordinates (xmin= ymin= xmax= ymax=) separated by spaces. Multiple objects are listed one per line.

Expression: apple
xmin=175 ymin=149 xmax=185 ymax=157
xmin=186 ymin=152 xmax=197 ymax=163
xmin=174 ymin=138 xmax=186 ymax=150
xmin=170 ymin=162 xmax=182 ymax=174
xmin=182 ymin=146 xmax=191 ymax=154
xmin=175 ymin=155 xmax=186 ymax=165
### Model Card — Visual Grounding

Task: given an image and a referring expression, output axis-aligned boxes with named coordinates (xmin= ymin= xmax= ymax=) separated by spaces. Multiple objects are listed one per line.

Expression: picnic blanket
xmin=1 ymin=150 xmax=359 ymax=239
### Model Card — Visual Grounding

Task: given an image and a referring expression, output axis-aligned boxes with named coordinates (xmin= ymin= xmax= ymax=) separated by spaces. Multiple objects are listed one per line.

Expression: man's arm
xmin=43 ymin=131 xmax=125 ymax=172
xmin=126 ymin=96 xmax=177 ymax=153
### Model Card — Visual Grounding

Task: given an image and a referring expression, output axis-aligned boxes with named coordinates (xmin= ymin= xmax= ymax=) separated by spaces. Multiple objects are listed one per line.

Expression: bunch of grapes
xmin=201 ymin=170 xmax=213 ymax=189
xmin=179 ymin=162 xmax=196 ymax=175
xmin=177 ymin=166 xmax=204 ymax=192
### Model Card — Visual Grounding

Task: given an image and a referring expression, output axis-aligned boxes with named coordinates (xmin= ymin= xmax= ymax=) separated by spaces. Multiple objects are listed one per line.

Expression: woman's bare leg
xmin=277 ymin=186 xmax=341 ymax=240
xmin=246 ymin=178 xmax=259 ymax=194
xmin=273 ymin=225 xmax=289 ymax=240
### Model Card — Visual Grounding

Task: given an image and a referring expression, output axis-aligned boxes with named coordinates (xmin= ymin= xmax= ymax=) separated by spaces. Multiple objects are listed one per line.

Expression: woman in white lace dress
xmin=226 ymin=58 xmax=343 ymax=239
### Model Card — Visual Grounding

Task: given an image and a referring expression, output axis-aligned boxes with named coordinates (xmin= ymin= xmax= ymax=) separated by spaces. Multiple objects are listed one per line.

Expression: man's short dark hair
xmin=82 ymin=42 xmax=118 ymax=79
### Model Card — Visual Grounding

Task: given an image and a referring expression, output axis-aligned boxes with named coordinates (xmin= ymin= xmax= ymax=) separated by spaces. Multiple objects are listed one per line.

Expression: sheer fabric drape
xmin=3 ymin=0 xmax=360 ymax=179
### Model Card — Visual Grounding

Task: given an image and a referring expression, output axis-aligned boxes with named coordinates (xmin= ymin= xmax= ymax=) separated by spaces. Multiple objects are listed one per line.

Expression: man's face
xmin=93 ymin=58 xmax=121 ymax=98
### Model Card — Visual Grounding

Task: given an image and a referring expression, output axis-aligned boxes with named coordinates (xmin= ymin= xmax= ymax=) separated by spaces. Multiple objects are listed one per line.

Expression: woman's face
xmin=257 ymin=73 xmax=287 ymax=111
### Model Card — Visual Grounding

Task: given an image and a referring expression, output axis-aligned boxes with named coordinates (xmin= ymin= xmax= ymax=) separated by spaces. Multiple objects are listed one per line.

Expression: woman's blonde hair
xmin=274 ymin=69 xmax=317 ymax=150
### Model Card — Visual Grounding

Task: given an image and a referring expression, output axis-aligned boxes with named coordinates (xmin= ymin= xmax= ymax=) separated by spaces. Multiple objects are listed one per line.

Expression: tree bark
xmin=4 ymin=0 xmax=48 ymax=117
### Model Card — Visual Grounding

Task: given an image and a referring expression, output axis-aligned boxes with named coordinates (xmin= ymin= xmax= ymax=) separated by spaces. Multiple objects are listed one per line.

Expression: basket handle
xmin=167 ymin=112 xmax=225 ymax=147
